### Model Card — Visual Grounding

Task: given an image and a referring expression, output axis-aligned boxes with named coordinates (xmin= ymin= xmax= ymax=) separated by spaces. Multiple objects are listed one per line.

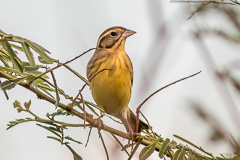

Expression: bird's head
xmin=96 ymin=26 xmax=136 ymax=51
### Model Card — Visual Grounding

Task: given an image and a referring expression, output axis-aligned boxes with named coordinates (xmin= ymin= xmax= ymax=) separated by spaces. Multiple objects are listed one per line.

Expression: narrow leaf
xmin=0 ymin=48 xmax=11 ymax=66
xmin=14 ymin=56 xmax=24 ymax=72
xmin=159 ymin=138 xmax=171 ymax=158
xmin=139 ymin=137 xmax=160 ymax=160
xmin=47 ymin=136 xmax=62 ymax=143
xmin=22 ymin=42 xmax=36 ymax=66
xmin=38 ymin=87 xmax=54 ymax=98
xmin=0 ymin=77 xmax=27 ymax=91
xmin=7 ymin=118 xmax=34 ymax=130
xmin=24 ymin=66 xmax=39 ymax=72
xmin=10 ymin=43 xmax=24 ymax=52
xmin=12 ymin=36 xmax=26 ymax=43
xmin=0 ymin=55 xmax=10 ymax=67
xmin=36 ymin=82 xmax=55 ymax=91
xmin=0 ymin=66 xmax=21 ymax=74
xmin=173 ymin=148 xmax=186 ymax=160
xmin=0 ymin=40 xmax=23 ymax=72
xmin=0 ymin=29 xmax=8 ymax=36
xmin=36 ymin=124 xmax=61 ymax=138
xmin=65 ymin=144 xmax=83 ymax=160
xmin=27 ymin=41 xmax=53 ymax=64
xmin=65 ymin=136 xmax=82 ymax=144
xmin=11 ymin=76 xmax=28 ymax=83
xmin=1 ymin=80 xmax=16 ymax=90
xmin=188 ymin=153 xmax=196 ymax=160
xmin=38 ymin=56 xmax=51 ymax=64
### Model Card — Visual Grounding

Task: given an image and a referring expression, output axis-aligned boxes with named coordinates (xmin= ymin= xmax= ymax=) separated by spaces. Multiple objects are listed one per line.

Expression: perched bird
xmin=87 ymin=26 xmax=148 ymax=136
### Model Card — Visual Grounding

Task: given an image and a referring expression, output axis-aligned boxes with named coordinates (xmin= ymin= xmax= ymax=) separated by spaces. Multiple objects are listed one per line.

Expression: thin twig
xmin=79 ymin=85 xmax=87 ymax=128
xmin=85 ymin=127 xmax=92 ymax=147
xmin=111 ymin=133 xmax=130 ymax=156
xmin=99 ymin=131 xmax=109 ymax=160
xmin=128 ymin=137 xmax=143 ymax=160
xmin=139 ymin=111 xmax=155 ymax=138
xmin=89 ymin=68 xmax=113 ymax=82
xmin=136 ymin=71 xmax=201 ymax=132
xmin=69 ymin=83 xmax=88 ymax=128
xmin=31 ymin=48 xmax=95 ymax=84
xmin=63 ymin=64 xmax=90 ymax=86
xmin=171 ymin=0 xmax=237 ymax=5
xmin=50 ymin=70 xmax=60 ymax=107
xmin=77 ymin=98 xmax=104 ymax=113
xmin=60 ymin=124 xmax=64 ymax=145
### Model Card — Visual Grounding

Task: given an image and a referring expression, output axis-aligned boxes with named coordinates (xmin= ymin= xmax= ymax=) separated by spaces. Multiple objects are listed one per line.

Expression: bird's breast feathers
xmin=89 ymin=52 xmax=132 ymax=115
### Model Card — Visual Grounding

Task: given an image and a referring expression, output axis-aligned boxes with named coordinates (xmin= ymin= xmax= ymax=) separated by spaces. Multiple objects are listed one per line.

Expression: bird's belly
xmin=91 ymin=71 xmax=131 ymax=116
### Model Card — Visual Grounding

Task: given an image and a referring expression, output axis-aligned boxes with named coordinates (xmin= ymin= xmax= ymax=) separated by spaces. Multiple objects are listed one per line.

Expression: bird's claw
xmin=94 ymin=116 xmax=105 ymax=134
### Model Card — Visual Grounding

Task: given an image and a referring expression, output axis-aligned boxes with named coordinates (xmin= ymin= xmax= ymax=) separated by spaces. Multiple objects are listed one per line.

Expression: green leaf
xmin=0 ymin=75 xmax=30 ymax=90
xmin=47 ymin=136 xmax=62 ymax=143
xmin=65 ymin=136 xmax=82 ymax=145
xmin=7 ymin=118 xmax=34 ymax=130
xmin=173 ymin=148 xmax=186 ymax=160
xmin=22 ymin=62 xmax=40 ymax=73
xmin=14 ymin=56 xmax=24 ymax=71
xmin=36 ymin=124 xmax=61 ymax=138
xmin=22 ymin=42 xmax=36 ymax=67
xmin=0 ymin=48 xmax=11 ymax=66
xmin=12 ymin=36 xmax=26 ymax=43
xmin=0 ymin=29 xmax=8 ymax=37
xmin=139 ymin=137 xmax=160 ymax=160
xmin=1 ymin=80 xmax=16 ymax=90
xmin=10 ymin=43 xmax=24 ymax=52
xmin=0 ymin=66 xmax=21 ymax=74
xmin=65 ymin=144 xmax=83 ymax=160
xmin=24 ymin=66 xmax=40 ymax=72
xmin=159 ymin=138 xmax=171 ymax=158
xmin=27 ymin=41 xmax=53 ymax=64
xmin=170 ymin=140 xmax=177 ymax=149
xmin=188 ymin=153 xmax=196 ymax=160
xmin=0 ymin=40 xmax=23 ymax=72
xmin=0 ymin=55 xmax=10 ymax=67
xmin=37 ymin=81 xmax=55 ymax=91
xmin=38 ymin=56 xmax=51 ymax=64
xmin=38 ymin=87 xmax=54 ymax=99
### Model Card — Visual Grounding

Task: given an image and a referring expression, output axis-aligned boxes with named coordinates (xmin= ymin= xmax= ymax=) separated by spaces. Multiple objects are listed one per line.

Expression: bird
xmin=87 ymin=26 xmax=148 ymax=137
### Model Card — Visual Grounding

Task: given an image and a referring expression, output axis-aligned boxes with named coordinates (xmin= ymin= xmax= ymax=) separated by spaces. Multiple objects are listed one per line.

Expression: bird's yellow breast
xmin=89 ymin=52 xmax=132 ymax=116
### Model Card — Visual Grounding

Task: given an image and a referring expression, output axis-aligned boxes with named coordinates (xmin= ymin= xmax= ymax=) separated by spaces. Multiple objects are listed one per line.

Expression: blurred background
xmin=1 ymin=0 xmax=240 ymax=159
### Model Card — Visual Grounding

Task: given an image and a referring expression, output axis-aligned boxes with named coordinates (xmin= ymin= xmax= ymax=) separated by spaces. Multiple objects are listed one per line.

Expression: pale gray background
xmin=1 ymin=0 xmax=239 ymax=160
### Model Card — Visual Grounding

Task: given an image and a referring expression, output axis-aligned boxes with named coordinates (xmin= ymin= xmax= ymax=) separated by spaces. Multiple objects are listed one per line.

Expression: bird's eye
xmin=110 ymin=32 xmax=117 ymax=36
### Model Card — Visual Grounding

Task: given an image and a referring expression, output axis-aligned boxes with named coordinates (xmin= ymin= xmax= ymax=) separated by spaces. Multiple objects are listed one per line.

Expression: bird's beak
xmin=122 ymin=29 xmax=136 ymax=38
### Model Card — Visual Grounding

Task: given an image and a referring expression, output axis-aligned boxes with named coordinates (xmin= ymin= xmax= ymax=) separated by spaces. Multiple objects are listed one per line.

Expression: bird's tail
xmin=128 ymin=109 xmax=149 ymax=133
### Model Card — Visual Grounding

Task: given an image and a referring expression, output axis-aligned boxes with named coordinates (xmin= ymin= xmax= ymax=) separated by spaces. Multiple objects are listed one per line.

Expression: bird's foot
xmin=125 ymin=128 xmax=141 ymax=143
xmin=94 ymin=116 xmax=105 ymax=133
